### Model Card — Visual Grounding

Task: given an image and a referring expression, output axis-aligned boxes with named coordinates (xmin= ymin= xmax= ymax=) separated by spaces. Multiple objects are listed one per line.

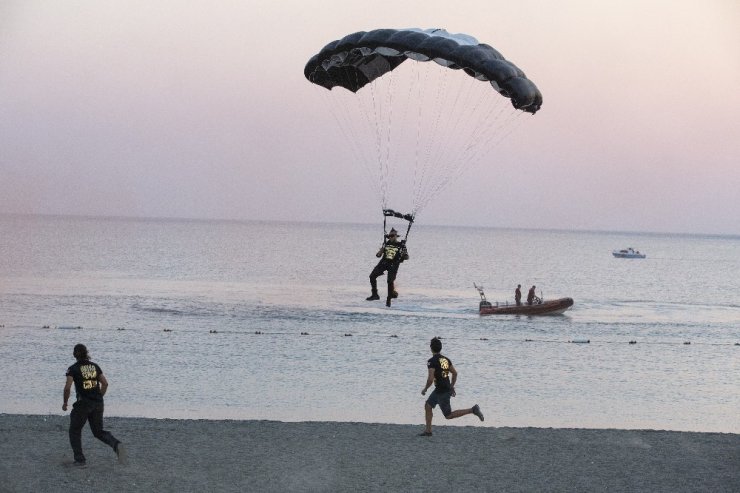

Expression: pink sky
xmin=1 ymin=0 xmax=738 ymax=234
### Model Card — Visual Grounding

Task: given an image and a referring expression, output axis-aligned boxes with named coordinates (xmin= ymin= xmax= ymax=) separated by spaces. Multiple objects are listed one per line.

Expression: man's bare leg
xmin=445 ymin=405 xmax=484 ymax=421
xmin=424 ymin=403 xmax=433 ymax=433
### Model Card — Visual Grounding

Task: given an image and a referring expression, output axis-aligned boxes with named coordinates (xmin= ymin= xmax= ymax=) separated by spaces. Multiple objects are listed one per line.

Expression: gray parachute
xmin=304 ymin=28 xmax=542 ymax=114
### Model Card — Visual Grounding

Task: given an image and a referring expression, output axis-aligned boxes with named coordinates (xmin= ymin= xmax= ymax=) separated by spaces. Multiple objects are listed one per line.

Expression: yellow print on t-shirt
xmin=384 ymin=245 xmax=399 ymax=260
xmin=439 ymin=357 xmax=450 ymax=378
xmin=80 ymin=364 xmax=98 ymax=390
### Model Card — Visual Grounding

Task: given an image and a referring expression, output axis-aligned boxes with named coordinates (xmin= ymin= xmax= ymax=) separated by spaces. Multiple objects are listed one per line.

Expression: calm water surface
xmin=0 ymin=215 xmax=738 ymax=432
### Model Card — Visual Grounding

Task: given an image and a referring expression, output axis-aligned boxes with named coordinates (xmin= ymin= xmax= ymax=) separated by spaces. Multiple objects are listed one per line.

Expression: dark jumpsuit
xmin=369 ymin=240 xmax=408 ymax=298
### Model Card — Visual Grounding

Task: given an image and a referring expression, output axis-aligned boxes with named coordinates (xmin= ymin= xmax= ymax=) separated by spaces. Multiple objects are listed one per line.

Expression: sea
xmin=1 ymin=214 xmax=738 ymax=433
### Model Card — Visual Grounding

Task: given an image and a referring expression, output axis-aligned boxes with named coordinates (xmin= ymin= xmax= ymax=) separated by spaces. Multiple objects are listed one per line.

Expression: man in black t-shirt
xmin=366 ymin=228 xmax=409 ymax=307
xmin=62 ymin=343 xmax=125 ymax=466
xmin=419 ymin=337 xmax=484 ymax=436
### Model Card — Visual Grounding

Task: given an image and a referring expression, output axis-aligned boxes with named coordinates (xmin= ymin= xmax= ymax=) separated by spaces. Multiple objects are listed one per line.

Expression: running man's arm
xmin=99 ymin=374 xmax=109 ymax=397
xmin=449 ymin=363 xmax=458 ymax=397
xmin=62 ymin=376 xmax=73 ymax=411
xmin=421 ymin=368 xmax=435 ymax=395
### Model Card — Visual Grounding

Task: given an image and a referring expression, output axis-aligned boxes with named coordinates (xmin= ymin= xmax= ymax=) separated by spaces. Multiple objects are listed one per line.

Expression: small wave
xmin=132 ymin=304 xmax=185 ymax=316
xmin=131 ymin=299 xmax=239 ymax=318
xmin=388 ymin=304 xmax=473 ymax=316
xmin=145 ymin=307 xmax=184 ymax=315
xmin=588 ymin=299 xmax=740 ymax=310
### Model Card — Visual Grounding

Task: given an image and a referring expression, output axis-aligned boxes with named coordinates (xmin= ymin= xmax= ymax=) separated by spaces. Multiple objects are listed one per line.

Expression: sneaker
xmin=472 ymin=404 xmax=484 ymax=422
xmin=390 ymin=291 xmax=399 ymax=299
xmin=385 ymin=298 xmax=392 ymax=307
xmin=72 ymin=460 xmax=87 ymax=467
xmin=115 ymin=442 xmax=128 ymax=464
xmin=418 ymin=431 xmax=432 ymax=437
xmin=366 ymin=294 xmax=380 ymax=301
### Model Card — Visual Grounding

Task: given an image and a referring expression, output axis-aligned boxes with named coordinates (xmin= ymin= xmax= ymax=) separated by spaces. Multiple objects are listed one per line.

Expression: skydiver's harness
xmin=381 ymin=209 xmax=414 ymax=261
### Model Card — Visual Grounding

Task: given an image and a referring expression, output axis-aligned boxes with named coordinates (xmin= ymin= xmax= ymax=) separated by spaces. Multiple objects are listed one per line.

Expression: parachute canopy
xmin=305 ymin=28 xmax=542 ymax=114
xmin=304 ymin=28 xmax=542 ymax=221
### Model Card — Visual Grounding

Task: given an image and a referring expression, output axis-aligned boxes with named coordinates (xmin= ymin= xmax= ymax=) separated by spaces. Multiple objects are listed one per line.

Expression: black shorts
xmin=426 ymin=389 xmax=452 ymax=417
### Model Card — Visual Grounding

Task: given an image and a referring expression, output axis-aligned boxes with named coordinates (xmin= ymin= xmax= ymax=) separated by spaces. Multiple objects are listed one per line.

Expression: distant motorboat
xmin=612 ymin=247 xmax=646 ymax=259
xmin=474 ymin=284 xmax=573 ymax=316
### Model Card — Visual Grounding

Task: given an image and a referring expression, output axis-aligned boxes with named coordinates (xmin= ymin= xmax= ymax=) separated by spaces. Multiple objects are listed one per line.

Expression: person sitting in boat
xmin=515 ymin=284 xmax=522 ymax=306
xmin=527 ymin=285 xmax=537 ymax=305
xmin=366 ymin=228 xmax=409 ymax=307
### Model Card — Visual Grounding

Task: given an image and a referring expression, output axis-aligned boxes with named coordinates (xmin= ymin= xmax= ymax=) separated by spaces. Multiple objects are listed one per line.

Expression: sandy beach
xmin=0 ymin=414 xmax=737 ymax=493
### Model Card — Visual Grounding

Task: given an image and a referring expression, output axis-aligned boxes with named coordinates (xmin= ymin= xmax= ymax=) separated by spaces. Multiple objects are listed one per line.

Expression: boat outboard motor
xmin=474 ymin=283 xmax=493 ymax=310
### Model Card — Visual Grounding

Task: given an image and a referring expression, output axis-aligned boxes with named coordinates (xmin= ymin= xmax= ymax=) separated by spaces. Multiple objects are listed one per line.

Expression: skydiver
xmin=366 ymin=228 xmax=409 ymax=307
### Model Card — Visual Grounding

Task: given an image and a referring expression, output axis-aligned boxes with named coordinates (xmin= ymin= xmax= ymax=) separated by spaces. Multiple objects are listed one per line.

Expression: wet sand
xmin=0 ymin=414 xmax=737 ymax=493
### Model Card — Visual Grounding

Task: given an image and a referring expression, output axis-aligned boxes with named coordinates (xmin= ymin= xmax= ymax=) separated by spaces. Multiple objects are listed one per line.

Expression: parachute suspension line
xmin=434 ymin=66 xmax=478 ymax=162
xmin=423 ymin=65 xmax=485 ymax=214
xmin=457 ymin=82 xmax=505 ymax=157
xmin=464 ymin=95 xmax=511 ymax=155
xmin=412 ymin=66 xmax=436 ymax=214
xmin=385 ymin=61 xmax=418 ymax=218
xmin=494 ymin=111 xmax=528 ymax=147
xmin=353 ymin=77 xmax=387 ymax=207
xmin=413 ymin=77 xmax=527 ymax=214
xmin=350 ymin=70 xmax=389 ymax=210
xmin=417 ymin=108 xmax=513 ymax=213
xmin=412 ymin=64 xmax=451 ymax=215
xmin=319 ymin=88 xmax=382 ymax=206
xmin=376 ymin=63 xmax=422 ymax=225
xmin=414 ymin=67 xmax=483 ymax=213
xmin=385 ymin=68 xmax=396 ymax=196
xmin=412 ymin=67 xmax=479 ymax=214
xmin=371 ymin=69 xmax=397 ymax=213
xmin=411 ymin=62 xmax=426 ymax=216
xmin=424 ymin=66 xmax=454 ymax=203
xmin=367 ymin=82 xmax=388 ymax=210
xmin=420 ymin=106 xmax=522 ymax=213
xmin=460 ymin=97 xmax=519 ymax=168
xmin=381 ymin=68 xmax=398 ymax=212
xmin=436 ymin=90 xmax=510 ymax=189
xmin=465 ymin=110 xmax=527 ymax=170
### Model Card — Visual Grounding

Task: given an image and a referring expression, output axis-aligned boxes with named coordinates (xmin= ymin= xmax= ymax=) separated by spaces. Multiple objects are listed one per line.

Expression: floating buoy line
xmin=200 ymin=331 xmax=737 ymax=347
xmin=8 ymin=324 xmax=737 ymax=347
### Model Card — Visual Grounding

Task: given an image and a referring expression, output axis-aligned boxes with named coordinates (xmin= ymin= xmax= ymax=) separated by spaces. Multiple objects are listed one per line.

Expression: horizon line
xmin=0 ymin=211 xmax=737 ymax=240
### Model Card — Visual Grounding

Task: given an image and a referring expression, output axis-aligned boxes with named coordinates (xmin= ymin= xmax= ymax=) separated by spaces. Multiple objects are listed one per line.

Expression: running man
xmin=63 ymin=343 xmax=126 ymax=466
xmin=420 ymin=337 xmax=483 ymax=436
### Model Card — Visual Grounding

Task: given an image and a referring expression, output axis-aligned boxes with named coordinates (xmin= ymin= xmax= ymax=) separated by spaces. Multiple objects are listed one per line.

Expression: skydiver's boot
xmin=366 ymin=280 xmax=380 ymax=301
xmin=391 ymin=290 xmax=398 ymax=299
xmin=386 ymin=297 xmax=392 ymax=307
xmin=367 ymin=278 xmax=380 ymax=301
